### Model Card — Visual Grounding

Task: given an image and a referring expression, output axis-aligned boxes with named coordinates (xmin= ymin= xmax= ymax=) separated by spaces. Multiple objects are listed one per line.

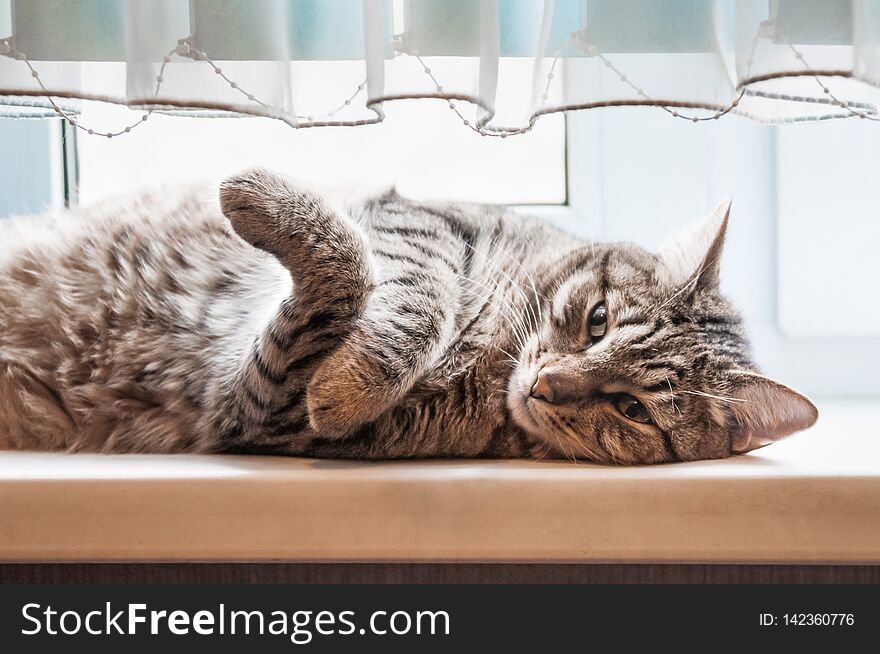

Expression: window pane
xmin=75 ymin=64 xmax=565 ymax=206
xmin=0 ymin=119 xmax=62 ymax=217
xmin=777 ymin=120 xmax=880 ymax=338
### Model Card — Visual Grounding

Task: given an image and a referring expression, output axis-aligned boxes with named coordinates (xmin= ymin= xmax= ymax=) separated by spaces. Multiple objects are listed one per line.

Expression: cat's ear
xmin=657 ymin=197 xmax=731 ymax=293
xmin=726 ymin=370 xmax=819 ymax=454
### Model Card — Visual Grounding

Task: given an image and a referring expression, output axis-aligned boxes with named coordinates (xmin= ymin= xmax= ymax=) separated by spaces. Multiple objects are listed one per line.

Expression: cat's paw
xmin=306 ymin=344 xmax=397 ymax=437
xmin=219 ymin=168 xmax=308 ymax=250
xmin=219 ymin=168 xmax=371 ymax=285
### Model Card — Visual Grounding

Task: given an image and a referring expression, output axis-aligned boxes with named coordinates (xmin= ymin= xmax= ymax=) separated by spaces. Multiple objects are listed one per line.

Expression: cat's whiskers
xmin=453 ymin=268 xmax=518 ymax=330
xmin=657 ymin=279 xmax=696 ymax=311
xmin=545 ymin=419 xmax=578 ymax=463
xmin=493 ymin=348 xmax=519 ymax=368
xmin=484 ymin=233 xmax=544 ymax=335
xmin=680 ymin=389 xmax=747 ymax=404
xmin=458 ymin=277 xmax=528 ymax=353
xmin=513 ymin=250 xmax=549 ymax=324
xmin=455 ymin=271 xmax=531 ymax=354
xmin=496 ymin=346 xmax=520 ymax=365
xmin=544 ymin=410 xmax=618 ymax=465
xmin=594 ymin=431 xmax=623 ymax=465
xmin=535 ymin=409 xmax=580 ymax=464
xmin=555 ymin=432 xmax=578 ymax=464
xmin=657 ymin=252 xmax=722 ymax=311
xmin=666 ymin=375 xmax=682 ymax=417
xmin=495 ymin=240 xmax=547 ymax=326
xmin=569 ymin=424 xmax=610 ymax=464
xmin=464 ymin=239 xmax=540 ymax=336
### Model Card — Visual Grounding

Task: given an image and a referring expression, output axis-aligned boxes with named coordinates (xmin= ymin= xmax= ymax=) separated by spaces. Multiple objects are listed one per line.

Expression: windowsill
xmin=1 ymin=400 xmax=877 ymax=564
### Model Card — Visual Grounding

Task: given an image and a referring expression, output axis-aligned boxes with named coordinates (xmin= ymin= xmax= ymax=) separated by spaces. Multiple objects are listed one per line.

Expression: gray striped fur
xmin=0 ymin=169 xmax=816 ymax=463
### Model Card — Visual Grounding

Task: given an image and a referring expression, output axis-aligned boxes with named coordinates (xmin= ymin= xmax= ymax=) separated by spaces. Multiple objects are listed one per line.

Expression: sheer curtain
xmin=1 ymin=0 xmax=879 ymax=137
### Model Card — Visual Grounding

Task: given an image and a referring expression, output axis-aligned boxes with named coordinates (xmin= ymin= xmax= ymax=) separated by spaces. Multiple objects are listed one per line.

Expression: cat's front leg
xmin=220 ymin=168 xmax=373 ymax=301
xmin=306 ymin=233 xmax=462 ymax=437
xmin=211 ymin=169 xmax=375 ymax=451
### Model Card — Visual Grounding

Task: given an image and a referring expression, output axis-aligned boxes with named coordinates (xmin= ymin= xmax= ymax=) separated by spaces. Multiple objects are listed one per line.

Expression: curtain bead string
xmin=571 ymin=31 xmax=751 ymax=122
xmin=0 ymin=36 xmax=161 ymax=137
xmin=170 ymin=38 xmax=370 ymax=123
xmin=410 ymin=47 xmax=560 ymax=138
xmin=776 ymin=29 xmax=877 ymax=121
xmin=3 ymin=23 xmax=877 ymax=138
xmin=0 ymin=36 xmax=369 ymax=137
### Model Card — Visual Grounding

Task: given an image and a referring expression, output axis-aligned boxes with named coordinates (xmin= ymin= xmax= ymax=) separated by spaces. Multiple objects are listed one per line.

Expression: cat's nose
xmin=530 ymin=370 xmax=555 ymax=403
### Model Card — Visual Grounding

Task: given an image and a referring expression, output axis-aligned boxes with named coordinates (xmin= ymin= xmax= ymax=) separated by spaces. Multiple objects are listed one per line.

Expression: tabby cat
xmin=0 ymin=168 xmax=817 ymax=463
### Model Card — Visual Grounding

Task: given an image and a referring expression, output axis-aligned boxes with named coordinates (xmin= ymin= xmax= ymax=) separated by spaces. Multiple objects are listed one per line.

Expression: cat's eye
xmin=587 ymin=302 xmax=608 ymax=341
xmin=616 ymin=395 xmax=652 ymax=424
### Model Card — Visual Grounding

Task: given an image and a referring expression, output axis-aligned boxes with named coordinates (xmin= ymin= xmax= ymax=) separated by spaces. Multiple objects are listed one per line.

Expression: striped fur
xmin=0 ymin=170 xmax=816 ymax=463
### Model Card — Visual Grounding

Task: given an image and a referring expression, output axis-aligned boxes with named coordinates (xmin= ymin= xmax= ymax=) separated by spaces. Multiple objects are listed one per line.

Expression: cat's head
xmin=507 ymin=199 xmax=817 ymax=464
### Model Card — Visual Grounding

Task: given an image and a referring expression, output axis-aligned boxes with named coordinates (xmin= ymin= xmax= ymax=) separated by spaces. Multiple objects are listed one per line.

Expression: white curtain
xmin=1 ymin=0 xmax=879 ymax=136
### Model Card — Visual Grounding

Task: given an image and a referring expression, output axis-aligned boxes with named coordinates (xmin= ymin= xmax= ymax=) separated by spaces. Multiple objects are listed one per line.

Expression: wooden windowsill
xmin=1 ymin=400 xmax=877 ymax=564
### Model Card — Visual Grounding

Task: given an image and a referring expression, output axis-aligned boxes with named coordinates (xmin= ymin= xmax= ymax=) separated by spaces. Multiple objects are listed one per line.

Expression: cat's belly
xmin=0 ymin=196 xmax=292 ymax=453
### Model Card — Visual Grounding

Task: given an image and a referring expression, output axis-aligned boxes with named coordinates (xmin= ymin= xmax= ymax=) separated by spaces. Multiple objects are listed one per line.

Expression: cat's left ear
xmin=657 ymin=197 xmax=731 ymax=293
xmin=726 ymin=371 xmax=819 ymax=454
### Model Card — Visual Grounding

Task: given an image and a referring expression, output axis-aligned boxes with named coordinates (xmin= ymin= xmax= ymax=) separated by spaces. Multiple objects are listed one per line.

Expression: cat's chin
xmin=510 ymin=395 xmax=542 ymax=436
xmin=506 ymin=367 xmax=542 ymax=435
xmin=506 ymin=381 xmax=555 ymax=447
xmin=511 ymin=402 xmax=587 ymax=461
